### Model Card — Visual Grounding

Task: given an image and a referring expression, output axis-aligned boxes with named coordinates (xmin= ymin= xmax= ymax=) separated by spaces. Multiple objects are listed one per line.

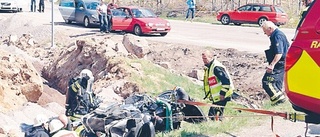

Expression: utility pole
xmin=51 ymin=0 xmax=55 ymax=48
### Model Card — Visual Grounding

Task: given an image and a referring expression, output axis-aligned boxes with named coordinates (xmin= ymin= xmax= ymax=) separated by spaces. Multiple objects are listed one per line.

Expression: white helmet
xmin=49 ymin=119 xmax=64 ymax=134
xmin=80 ymin=69 xmax=94 ymax=81
xmin=33 ymin=114 xmax=48 ymax=127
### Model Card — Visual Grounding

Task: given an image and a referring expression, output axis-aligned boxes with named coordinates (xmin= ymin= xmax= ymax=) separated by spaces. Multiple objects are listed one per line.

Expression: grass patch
xmin=121 ymin=58 xmax=297 ymax=137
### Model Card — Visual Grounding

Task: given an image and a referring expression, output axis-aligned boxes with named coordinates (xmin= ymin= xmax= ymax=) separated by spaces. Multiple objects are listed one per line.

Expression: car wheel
xmin=134 ymin=25 xmax=142 ymax=36
xmin=221 ymin=15 xmax=230 ymax=25
xmin=65 ymin=19 xmax=72 ymax=24
xmin=258 ymin=17 xmax=267 ymax=26
xmin=83 ymin=17 xmax=90 ymax=28
xmin=160 ymin=33 xmax=167 ymax=36
xmin=234 ymin=23 xmax=241 ymax=26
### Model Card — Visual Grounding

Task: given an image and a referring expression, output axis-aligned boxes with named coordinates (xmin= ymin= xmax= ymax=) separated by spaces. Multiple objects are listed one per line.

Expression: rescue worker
xmin=48 ymin=119 xmax=77 ymax=137
xmin=202 ymin=50 xmax=234 ymax=121
xmin=261 ymin=21 xmax=289 ymax=106
xmin=300 ymin=0 xmax=313 ymax=18
xmin=24 ymin=114 xmax=50 ymax=137
xmin=65 ymin=69 xmax=97 ymax=117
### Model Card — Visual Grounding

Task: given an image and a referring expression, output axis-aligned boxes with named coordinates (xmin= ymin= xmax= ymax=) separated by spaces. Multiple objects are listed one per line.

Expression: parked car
xmin=285 ymin=0 xmax=320 ymax=124
xmin=112 ymin=6 xmax=171 ymax=36
xmin=216 ymin=3 xmax=288 ymax=26
xmin=59 ymin=0 xmax=100 ymax=27
xmin=0 ymin=0 xmax=21 ymax=12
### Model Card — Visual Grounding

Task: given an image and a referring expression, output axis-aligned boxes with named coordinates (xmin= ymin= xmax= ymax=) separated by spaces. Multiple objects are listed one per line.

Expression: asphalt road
xmin=143 ymin=20 xmax=296 ymax=54
xmin=1 ymin=1 xmax=296 ymax=54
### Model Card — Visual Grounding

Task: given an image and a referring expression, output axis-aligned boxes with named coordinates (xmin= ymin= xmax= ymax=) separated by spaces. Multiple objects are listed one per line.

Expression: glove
xmin=65 ymin=108 xmax=73 ymax=116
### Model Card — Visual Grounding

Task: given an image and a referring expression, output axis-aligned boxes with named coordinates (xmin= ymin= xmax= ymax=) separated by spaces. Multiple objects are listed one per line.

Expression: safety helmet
xmin=33 ymin=114 xmax=49 ymax=127
xmin=49 ymin=119 xmax=64 ymax=134
xmin=80 ymin=69 xmax=94 ymax=80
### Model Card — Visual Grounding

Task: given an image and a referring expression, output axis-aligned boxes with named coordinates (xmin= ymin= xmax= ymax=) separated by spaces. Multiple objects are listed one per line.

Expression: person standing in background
xmin=38 ymin=0 xmax=44 ymax=12
xmin=97 ymin=0 xmax=108 ymax=33
xmin=185 ymin=0 xmax=196 ymax=22
xmin=30 ymin=0 xmax=36 ymax=12
xmin=107 ymin=2 xmax=118 ymax=33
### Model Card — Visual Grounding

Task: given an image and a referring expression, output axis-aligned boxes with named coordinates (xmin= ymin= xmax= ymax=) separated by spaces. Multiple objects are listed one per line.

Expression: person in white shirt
xmin=97 ymin=0 xmax=108 ymax=33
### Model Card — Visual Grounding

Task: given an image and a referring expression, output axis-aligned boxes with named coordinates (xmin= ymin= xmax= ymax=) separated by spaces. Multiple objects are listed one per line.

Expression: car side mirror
xmin=79 ymin=7 xmax=84 ymax=10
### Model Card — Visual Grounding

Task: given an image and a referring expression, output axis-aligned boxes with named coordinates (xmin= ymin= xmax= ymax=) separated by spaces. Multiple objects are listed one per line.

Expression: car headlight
xmin=166 ymin=23 xmax=170 ymax=26
xmin=146 ymin=23 xmax=154 ymax=27
xmin=91 ymin=15 xmax=97 ymax=19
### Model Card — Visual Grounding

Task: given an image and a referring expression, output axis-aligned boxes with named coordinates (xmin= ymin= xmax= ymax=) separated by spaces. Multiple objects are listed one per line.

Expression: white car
xmin=0 ymin=0 xmax=22 ymax=12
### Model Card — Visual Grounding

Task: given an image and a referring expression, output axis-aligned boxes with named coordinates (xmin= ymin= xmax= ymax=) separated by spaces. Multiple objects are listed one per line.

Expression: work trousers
xmin=262 ymin=69 xmax=285 ymax=99
xmin=208 ymin=97 xmax=230 ymax=121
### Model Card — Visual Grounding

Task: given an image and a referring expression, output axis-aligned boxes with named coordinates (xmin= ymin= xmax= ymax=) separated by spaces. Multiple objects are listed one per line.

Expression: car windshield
xmin=86 ymin=2 xmax=99 ymax=10
xmin=274 ymin=6 xmax=285 ymax=13
xmin=131 ymin=8 xmax=156 ymax=18
xmin=238 ymin=5 xmax=251 ymax=11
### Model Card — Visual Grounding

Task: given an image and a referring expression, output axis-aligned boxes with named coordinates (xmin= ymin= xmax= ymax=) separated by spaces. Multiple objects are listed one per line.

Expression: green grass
xmin=125 ymin=58 xmax=203 ymax=98
xmin=119 ymin=57 xmax=297 ymax=137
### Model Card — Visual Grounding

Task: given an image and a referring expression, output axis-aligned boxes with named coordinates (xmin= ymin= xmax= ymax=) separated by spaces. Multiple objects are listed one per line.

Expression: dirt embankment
xmin=1 ymin=2 xmax=314 ymax=136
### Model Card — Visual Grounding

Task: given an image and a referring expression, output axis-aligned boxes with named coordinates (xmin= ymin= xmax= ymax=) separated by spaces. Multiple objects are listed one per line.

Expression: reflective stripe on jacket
xmin=70 ymin=80 xmax=81 ymax=93
xmin=203 ymin=59 xmax=234 ymax=102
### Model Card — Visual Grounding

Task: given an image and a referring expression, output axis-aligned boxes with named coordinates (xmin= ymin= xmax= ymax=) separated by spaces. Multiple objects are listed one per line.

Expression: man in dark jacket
xmin=261 ymin=21 xmax=289 ymax=106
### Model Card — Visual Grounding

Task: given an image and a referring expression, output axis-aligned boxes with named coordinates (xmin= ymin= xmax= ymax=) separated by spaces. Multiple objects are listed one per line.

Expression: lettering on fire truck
xmin=310 ymin=41 xmax=320 ymax=48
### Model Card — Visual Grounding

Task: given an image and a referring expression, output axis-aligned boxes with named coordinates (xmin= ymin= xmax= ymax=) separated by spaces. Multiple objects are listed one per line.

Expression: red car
xmin=216 ymin=3 xmax=288 ymax=26
xmin=111 ymin=6 xmax=171 ymax=36
xmin=285 ymin=0 xmax=320 ymax=123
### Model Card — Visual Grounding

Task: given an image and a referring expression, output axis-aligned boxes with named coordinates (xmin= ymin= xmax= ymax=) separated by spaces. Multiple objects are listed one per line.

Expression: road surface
xmin=143 ymin=20 xmax=295 ymax=54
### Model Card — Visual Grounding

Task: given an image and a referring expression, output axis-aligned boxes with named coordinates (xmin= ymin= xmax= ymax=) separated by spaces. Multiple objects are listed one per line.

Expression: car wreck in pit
xmin=77 ymin=87 xmax=207 ymax=137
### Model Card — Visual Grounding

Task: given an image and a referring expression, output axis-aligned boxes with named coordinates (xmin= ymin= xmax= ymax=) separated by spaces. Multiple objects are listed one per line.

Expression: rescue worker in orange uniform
xmin=202 ymin=50 xmax=234 ymax=121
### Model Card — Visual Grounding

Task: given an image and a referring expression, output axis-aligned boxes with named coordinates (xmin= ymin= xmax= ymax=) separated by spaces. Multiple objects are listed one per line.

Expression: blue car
xmin=59 ymin=0 xmax=100 ymax=27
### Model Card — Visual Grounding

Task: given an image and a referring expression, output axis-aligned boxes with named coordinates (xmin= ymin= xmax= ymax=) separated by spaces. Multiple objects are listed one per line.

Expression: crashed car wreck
xmin=78 ymin=87 xmax=207 ymax=137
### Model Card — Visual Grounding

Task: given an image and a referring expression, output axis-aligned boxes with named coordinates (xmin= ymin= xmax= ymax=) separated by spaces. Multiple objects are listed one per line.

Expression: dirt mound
xmin=146 ymin=42 xmax=268 ymax=107
xmin=0 ymin=49 xmax=43 ymax=112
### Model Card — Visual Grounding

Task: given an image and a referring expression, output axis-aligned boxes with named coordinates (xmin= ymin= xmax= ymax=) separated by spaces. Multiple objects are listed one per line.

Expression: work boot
xmin=271 ymin=94 xmax=286 ymax=106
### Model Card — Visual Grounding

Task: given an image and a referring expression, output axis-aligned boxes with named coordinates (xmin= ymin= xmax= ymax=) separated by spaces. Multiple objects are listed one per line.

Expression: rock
xmin=0 ymin=50 xmax=43 ymax=111
xmin=188 ymin=69 xmax=204 ymax=80
xmin=158 ymin=62 xmax=171 ymax=69
xmin=122 ymin=34 xmax=150 ymax=58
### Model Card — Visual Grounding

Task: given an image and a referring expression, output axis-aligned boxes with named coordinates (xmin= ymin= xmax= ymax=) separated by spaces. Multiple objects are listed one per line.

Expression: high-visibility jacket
xmin=203 ymin=59 xmax=234 ymax=102
xmin=300 ymin=6 xmax=309 ymax=19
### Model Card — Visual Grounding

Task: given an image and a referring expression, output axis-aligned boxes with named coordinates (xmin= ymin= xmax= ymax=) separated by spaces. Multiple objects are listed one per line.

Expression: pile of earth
xmin=0 ymin=32 xmax=268 ymax=136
